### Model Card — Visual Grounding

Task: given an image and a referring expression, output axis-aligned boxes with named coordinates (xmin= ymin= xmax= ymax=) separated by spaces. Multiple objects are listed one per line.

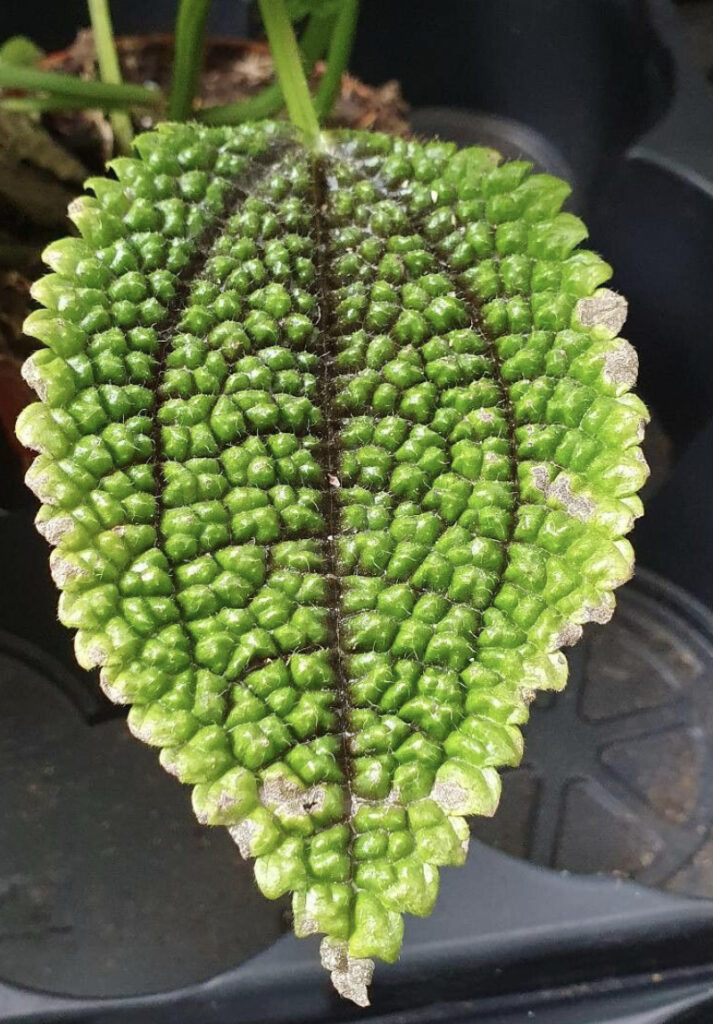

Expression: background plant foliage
xmin=0 ymin=0 xmax=360 ymax=147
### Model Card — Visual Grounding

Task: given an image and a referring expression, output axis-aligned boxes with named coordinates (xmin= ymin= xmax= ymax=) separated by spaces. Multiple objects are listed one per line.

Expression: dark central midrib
xmin=311 ymin=156 xmax=358 ymax=858
xmin=307 ymin=151 xmax=524 ymax=917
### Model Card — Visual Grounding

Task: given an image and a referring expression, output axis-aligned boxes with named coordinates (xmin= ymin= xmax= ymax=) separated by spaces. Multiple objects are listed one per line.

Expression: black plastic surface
xmin=637 ymin=419 xmax=713 ymax=615
xmin=4 ymin=834 xmax=713 ymax=1023
xmin=0 ymin=627 xmax=287 ymax=998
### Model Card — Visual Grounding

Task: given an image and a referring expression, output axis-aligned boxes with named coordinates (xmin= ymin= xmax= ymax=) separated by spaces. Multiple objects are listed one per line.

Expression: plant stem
xmin=0 ymin=64 xmax=161 ymax=105
xmin=257 ymin=0 xmax=320 ymax=148
xmin=169 ymin=0 xmax=211 ymax=121
xmin=314 ymin=0 xmax=358 ymax=122
xmin=0 ymin=95 xmax=140 ymax=113
xmin=87 ymin=0 xmax=133 ymax=153
xmin=197 ymin=81 xmax=284 ymax=126
xmin=197 ymin=11 xmax=332 ymax=126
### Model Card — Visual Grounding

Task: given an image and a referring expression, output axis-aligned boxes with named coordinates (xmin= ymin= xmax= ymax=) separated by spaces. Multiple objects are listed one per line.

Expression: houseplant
xmin=2 ymin=0 xmax=684 ymax=1015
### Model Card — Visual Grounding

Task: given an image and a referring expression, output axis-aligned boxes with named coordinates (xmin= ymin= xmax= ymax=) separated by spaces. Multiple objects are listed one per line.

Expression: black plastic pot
xmin=3 ymin=1 xmax=713 ymax=1022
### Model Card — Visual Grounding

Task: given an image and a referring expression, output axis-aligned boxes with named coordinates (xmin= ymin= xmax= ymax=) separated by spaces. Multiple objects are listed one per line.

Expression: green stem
xmin=168 ymin=0 xmax=211 ymax=121
xmin=0 ymin=94 xmax=141 ymax=113
xmin=87 ymin=0 xmax=133 ymax=153
xmin=196 ymin=82 xmax=284 ymax=126
xmin=257 ymin=0 xmax=320 ymax=147
xmin=0 ymin=63 xmax=161 ymax=105
xmin=314 ymin=0 xmax=358 ymax=122
xmin=197 ymin=11 xmax=332 ymax=126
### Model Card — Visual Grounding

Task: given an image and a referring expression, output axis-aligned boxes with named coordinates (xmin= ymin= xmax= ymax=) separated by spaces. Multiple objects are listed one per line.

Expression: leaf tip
xmin=320 ymin=937 xmax=374 ymax=1007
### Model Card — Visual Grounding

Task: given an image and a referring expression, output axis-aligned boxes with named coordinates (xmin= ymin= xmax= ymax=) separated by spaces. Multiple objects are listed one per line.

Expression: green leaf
xmin=17 ymin=121 xmax=648 ymax=1005
xmin=0 ymin=35 xmax=44 ymax=68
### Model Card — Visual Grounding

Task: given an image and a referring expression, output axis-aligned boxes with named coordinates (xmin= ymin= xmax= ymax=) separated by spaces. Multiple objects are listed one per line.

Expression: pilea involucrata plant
xmin=15 ymin=0 xmax=648 ymax=1006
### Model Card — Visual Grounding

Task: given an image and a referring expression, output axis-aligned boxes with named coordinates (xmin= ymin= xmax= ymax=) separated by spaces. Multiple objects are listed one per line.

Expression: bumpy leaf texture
xmin=17 ymin=122 xmax=648 ymax=1004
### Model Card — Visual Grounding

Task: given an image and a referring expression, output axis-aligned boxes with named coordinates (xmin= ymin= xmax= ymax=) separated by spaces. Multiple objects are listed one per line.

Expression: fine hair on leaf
xmin=17 ymin=121 xmax=648 ymax=1004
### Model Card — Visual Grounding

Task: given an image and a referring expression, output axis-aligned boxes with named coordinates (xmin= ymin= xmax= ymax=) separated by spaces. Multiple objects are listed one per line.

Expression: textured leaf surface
xmin=17 ymin=121 xmax=648 ymax=1004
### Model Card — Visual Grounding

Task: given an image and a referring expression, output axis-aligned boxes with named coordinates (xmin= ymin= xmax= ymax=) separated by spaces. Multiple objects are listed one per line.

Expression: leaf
xmin=0 ymin=35 xmax=44 ymax=68
xmin=16 ymin=122 xmax=648 ymax=1005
